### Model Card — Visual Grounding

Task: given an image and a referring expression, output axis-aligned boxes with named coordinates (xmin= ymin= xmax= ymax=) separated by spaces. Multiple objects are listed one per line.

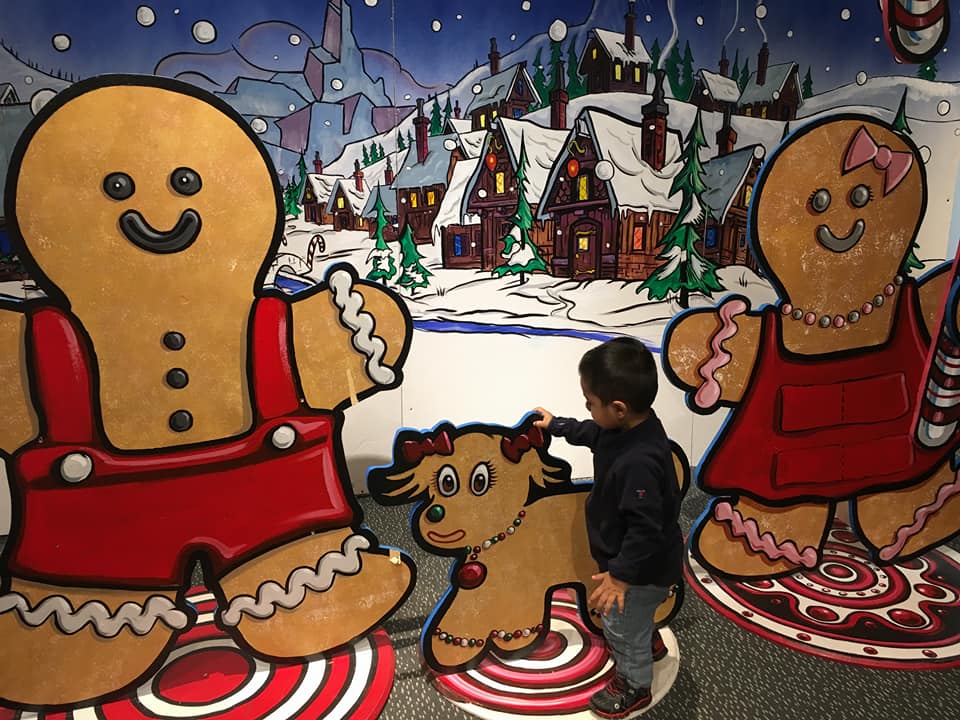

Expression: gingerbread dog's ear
xmin=500 ymin=425 xmax=544 ymax=463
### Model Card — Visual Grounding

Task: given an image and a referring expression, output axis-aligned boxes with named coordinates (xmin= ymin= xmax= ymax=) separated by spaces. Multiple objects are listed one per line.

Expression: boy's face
xmin=580 ymin=376 xmax=622 ymax=430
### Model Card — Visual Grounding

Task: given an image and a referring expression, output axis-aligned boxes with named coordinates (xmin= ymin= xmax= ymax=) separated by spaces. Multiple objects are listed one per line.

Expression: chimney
xmin=757 ymin=42 xmax=769 ymax=86
xmin=716 ymin=105 xmax=737 ymax=156
xmin=550 ymin=60 xmax=569 ymax=130
xmin=489 ymin=37 xmax=501 ymax=75
xmin=454 ymin=99 xmax=461 ymax=119
xmin=353 ymin=159 xmax=364 ymax=193
xmin=642 ymin=69 xmax=669 ymax=170
xmin=719 ymin=46 xmax=729 ymax=78
xmin=414 ymin=97 xmax=430 ymax=164
xmin=624 ymin=1 xmax=636 ymax=54
xmin=384 ymin=155 xmax=394 ymax=185
xmin=313 ymin=151 xmax=323 ymax=174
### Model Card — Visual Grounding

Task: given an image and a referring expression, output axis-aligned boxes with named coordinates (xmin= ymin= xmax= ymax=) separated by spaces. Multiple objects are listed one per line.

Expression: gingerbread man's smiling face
xmin=752 ymin=118 xmax=924 ymax=312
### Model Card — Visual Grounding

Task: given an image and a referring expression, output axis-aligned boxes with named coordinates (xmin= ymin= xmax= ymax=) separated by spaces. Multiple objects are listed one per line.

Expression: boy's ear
xmin=611 ymin=400 xmax=628 ymax=418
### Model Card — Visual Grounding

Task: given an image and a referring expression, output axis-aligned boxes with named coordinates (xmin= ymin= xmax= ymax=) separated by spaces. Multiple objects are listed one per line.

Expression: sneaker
xmin=589 ymin=674 xmax=652 ymax=718
xmin=651 ymin=629 xmax=667 ymax=662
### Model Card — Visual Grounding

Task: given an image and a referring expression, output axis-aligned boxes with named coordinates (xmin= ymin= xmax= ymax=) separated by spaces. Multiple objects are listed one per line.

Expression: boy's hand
xmin=590 ymin=572 xmax=629 ymax=615
xmin=532 ymin=407 xmax=553 ymax=429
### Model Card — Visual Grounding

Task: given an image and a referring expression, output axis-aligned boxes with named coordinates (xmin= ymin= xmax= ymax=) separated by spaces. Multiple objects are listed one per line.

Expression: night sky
xmin=1 ymin=0 xmax=958 ymax=91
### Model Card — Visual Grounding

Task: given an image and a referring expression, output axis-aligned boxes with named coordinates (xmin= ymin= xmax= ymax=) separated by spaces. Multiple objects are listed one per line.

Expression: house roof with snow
xmin=465 ymin=63 xmax=542 ymax=114
xmin=584 ymin=28 xmax=653 ymax=67
xmin=460 ymin=118 xmax=568 ymax=218
xmin=393 ymin=135 xmax=456 ymax=190
xmin=537 ymin=108 xmax=683 ymax=220
xmin=696 ymin=69 xmax=741 ymax=103
xmin=739 ymin=62 xmax=802 ymax=106
xmin=457 ymin=129 xmax=487 ymax=159
xmin=301 ymin=173 xmax=344 ymax=205
xmin=325 ymin=176 xmax=369 ymax=215
xmin=0 ymin=83 xmax=19 ymax=104
xmin=362 ymin=183 xmax=398 ymax=218
xmin=701 ymin=146 xmax=762 ymax=224
xmin=445 ymin=118 xmax=473 ymax=135
xmin=433 ymin=157 xmax=481 ymax=243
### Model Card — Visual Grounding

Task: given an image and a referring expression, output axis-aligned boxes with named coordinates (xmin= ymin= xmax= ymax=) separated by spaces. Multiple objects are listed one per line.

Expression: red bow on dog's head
xmin=402 ymin=430 xmax=454 ymax=464
xmin=501 ymin=425 xmax=545 ymax=463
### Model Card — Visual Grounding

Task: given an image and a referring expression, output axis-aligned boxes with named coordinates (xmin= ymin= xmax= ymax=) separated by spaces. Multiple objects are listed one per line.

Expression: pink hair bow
xmin=843 ymin=125 xmax=913 ymax=196
xmin=501 ymin=426 xmax=544 ymax=463
xmin=402 ymin=430 xmax=454 ymax=464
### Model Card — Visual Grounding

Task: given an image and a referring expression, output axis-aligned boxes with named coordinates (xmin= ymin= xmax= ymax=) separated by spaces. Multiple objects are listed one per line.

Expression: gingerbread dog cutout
xmin=665 ymin=115 xmax=960 ymax=580
xmin=368 ymin=415 xmax=689 ymax=672
xmin=0 ymin=75 xmax=414 ymax=707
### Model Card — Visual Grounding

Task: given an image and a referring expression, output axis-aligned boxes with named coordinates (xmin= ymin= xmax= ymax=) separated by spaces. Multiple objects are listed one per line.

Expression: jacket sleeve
xmin=606 ymin=459 xmax=665 ymax=583
xmin=547 ymin=416 xmax=602 ymax=450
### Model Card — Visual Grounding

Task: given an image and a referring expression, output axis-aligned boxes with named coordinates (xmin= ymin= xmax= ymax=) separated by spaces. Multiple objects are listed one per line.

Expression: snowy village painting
xmin=1 ymin=1 xmax=959 ymax=473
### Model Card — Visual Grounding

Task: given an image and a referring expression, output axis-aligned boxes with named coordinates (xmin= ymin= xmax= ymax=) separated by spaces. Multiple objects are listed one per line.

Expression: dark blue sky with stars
xmin=1 ymin=1 xmax=958 ymax=90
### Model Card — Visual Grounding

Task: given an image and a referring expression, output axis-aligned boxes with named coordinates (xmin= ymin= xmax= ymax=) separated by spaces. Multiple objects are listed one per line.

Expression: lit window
xmin=496 ymin=172 xmax=505 ymax=194
xmin=744 ymin=107 xmax=752 ymax=117
xmin=410 ymin=192 xmax=418 ymax=208
xmin=615 ymin=64 xmax=622 ymax=81
xmin=634 ymin=67 xmax=642 ymax=83
xmin=744 ymin=185 xmax=753 ymax=206
xmin=632 ymin=226 xmax=645 ymax=252
xmin=578 ymin=175 xmax=589 ymax=201
xmin=492 ymin=109 xmax=498 ymax=118
xmin=578 ymin=233 xmax=590 ymax=251
xmin=592 ymin=47 xmax=597 ymax=60
xmin=337 ymin=197 xmax=344 ymax=209
xmin=760 ymin=106 xmax=768 ymax=119
xmin=480 ymin=114 xmax=487 ymax=128
xmin=427 ymin=191 xmax=436 ymax=206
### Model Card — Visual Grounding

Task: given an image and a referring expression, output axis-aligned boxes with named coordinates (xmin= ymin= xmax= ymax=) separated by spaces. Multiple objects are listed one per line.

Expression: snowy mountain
xmin=0 ymin=42 xmax=72 ymax=103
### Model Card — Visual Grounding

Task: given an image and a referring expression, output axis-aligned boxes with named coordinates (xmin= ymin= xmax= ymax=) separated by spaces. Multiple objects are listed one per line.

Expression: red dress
xmin=6 ymin=298 xmax=354 ymax=588
xmin=700 ymin=282 xmax=950 ymax=504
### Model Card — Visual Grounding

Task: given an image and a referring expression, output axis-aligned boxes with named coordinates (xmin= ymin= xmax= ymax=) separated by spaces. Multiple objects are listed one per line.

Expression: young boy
xmin=534 ymin=337 xmax=683 ymax=718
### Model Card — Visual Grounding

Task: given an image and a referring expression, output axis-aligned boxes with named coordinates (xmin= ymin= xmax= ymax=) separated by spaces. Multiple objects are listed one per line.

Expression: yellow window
xmin=337 ymin=196 xmax=344 ymax=209
xmin=744 ymin=185 xmax=753 ymax=206
xmin=492 ymin=110 xmax=498 ymax=118
xmin=592 ymin=47 xmax=597 ymax=60
xmin=496 ymin=172 xmax=505 ymax=194
xmin=615 ymin=64 xmax=622 ymax=81
xmin=578 ymin=175 xmax=589 ymax=201
xmin=410 ymin=192 xmax=418 ymax=208
xmin=577 ymin=233 xmax=590 ymax=251
xmin=480 ymin=114 xmax=486 ymax=128
xmin=427 ymin=191 xmax=436 ymax=206
xmin=744 ymin=107 xmax=752 ymax=117
xmin=760 ymin=106 xmax=768 ymax=119
xmin=634 ymin=66 xmax=641 ymax=83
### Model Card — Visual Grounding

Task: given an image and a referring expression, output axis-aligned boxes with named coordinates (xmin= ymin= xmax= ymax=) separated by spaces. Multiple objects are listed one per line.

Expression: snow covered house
xmin=577 ymin=1 xmax=651 ymax=95
xmin=0 ymin=83 xmax=19 ymax=105
xmin=689 ymin=67 xmax=741 ymax=113
xmin=326 ymin=160 xmax=371 ymax=231
xmin=538 ymin=103 xmax=683 ymax=281
xmin=460 ymin=118 xmax=568 ymax=271
xmin=467 ymin=40 xmax=541 ymax=131
xmin=435 ymin=156 xmax=483 ymax=269
xmin=699 ymin=145 xmax=763 ymax=271
xmin=302 ymin=173 xmax=344 ymax=225
xmin=362 ymin=180 xmax=400 ymax=242
xmin=737 ymin=43 xmax=803 ymax=121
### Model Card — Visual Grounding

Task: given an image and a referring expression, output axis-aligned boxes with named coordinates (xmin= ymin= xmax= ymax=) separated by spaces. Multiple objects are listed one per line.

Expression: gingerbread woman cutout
xmin=665 ymin=115 xmax=960 ymax=579
xmin=0 ymin=76 xmax=414 ymax=707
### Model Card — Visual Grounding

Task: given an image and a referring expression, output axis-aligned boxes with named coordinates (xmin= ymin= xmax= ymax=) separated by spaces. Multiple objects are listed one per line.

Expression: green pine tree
xmin=282 ymin=155 xmax=308 ymax=218
xmin=378 ymin=142 xmax=386 ymax=160
xmin=366 ymin=187 xmax=397 ymax=285
xmin=397 ymin=223 xmax=432 ymax=294
xmin=531 ymin=47 xmax=549 ymax=109
xmin=362 ymin=145 xmax=371 ymax=166
xmin=739 ymin=57 xmax=750 ymax=92
xmin=639 ymin=110 xmax=723 ymax=308
xmin=397 ymin=130 xmax=406 ymax=151
xmin=407 ymin=129 xmax=415 ymax=147
xmin=664 ymin=42 xmax=683 ymax=97
xmin=429 ymin=96 xmax=443 ymax=136
xmin=730 ymin=48 xmax=740 ymax=84
xmin=802 ymin=66 xmax=814 ymax=99
xmin=893 ymin=88 xmax=912 ymax=135
xmin=650 ymin=38 xmax=662 ymax=70
xmin=566 ymin=35 xmax=586 ymax=98
xmin=443 ymin=95 xmax=453 ymax=129
xmin=919 ymin=58 xmax=938 ymax=81
xmin=493 ymin=136 xmax=548 ymax=285
xmin=680 ymin=40 xmax=695 ymax=100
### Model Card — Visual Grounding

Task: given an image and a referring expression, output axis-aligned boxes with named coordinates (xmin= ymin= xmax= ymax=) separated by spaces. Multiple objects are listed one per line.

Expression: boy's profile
xmin=534 ymin=337 xmax=683 ymax=718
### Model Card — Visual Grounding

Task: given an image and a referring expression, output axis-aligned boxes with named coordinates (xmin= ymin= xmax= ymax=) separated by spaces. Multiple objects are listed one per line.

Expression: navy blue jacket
xmin=548 ymin=412 xmax=683 ymax=587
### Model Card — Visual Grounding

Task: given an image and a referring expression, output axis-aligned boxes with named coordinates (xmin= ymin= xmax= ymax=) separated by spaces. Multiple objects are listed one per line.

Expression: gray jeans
xmin=601 ymin=583 xmax=669 ymax=690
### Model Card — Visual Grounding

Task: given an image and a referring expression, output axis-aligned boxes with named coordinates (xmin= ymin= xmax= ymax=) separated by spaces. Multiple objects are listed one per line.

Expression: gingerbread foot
xmin=693 ymin=497 xmax=832 ymax=578
xmin=855 ymin=459 xmax=960 ymax=562
xmin=0 ymin=579 xmax=185 ymax=706
xmin=217 ymin=528 xmax=413 ymax=658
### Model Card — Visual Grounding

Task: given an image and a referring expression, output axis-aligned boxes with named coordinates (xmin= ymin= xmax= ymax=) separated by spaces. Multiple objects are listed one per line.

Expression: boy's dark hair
xmin=578 ymin=337 xmax=657 ymax=413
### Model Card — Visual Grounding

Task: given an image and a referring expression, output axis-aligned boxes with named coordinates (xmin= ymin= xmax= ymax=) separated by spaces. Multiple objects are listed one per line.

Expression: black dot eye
xmin=103 ymin=172 xmax=135 ymax=200
xmin=810 ymin=188 xmax=831 ymax=213
xmin=850 ymin=184 xmax=871 ymax=208
xmin=170 ymin=167 xmax=202 ymax=196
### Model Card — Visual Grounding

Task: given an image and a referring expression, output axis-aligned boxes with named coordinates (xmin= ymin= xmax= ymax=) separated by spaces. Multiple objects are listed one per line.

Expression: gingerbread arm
xmin=290 ymin=265 xmax=412 ymax=411
xmin=0 ymin=304 xmax=40 ymax=453
xmin=664 ymin=296 xmax=762 ymax=409
xmin=916 ymin=260 xmax=954 ymax=336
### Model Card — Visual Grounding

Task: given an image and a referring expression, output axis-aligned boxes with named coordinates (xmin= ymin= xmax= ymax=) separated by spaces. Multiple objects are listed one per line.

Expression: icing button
xmin=271 ymin=424 xmax=296 ymax=449
xmin=60 ymin=452 xmax=93 ymax=483
xmin=166 ymin=368 xmax=189 ymax=389
xmin=169 ymin=410 xmax=193 ymax=432
xmin=163 ymin=331 xmax=185 ymax=350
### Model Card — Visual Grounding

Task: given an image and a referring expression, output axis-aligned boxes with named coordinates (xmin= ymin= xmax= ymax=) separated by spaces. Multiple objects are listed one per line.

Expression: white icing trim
xmin=0 ymin=592 xmax=189 ymax=637
xmin=220 ymin=533 xmax=371 ymax=626
xmin=328 ymin=269 xmax=397 ymax=386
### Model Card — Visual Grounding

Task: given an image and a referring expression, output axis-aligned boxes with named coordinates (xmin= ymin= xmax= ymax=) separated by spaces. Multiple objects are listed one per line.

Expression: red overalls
xmin=5 ymin=297 xmax=354 ymax=589
xmin=700 ymin=282 xmax=950 ymax=503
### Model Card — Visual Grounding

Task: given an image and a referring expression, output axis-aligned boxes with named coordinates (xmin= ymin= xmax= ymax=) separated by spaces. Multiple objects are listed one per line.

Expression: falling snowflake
xmin=938 ymin=100 xmax=951 ymax=116
xmin=472 ymin=83 xmax=483 ymax=94
xmin=364 ymin=0 xmax=378 ymax=6
xmin=510 ymin=33 xmax=517 ymax=41
xmin=192 ymin=20 xmax=216 ymax=44
xmin=478 ymin=188 xmax=488 ymax=198
xmin=457 ymin=14 xmax=463 ymax=20
xmin=431 ymin=19 xmax=442 ymax=32
xmin=645 ymin=14 xmax=652 ymax=22
xmin=30 ymin=89 xmax=57 ymax=115
xmin=443 ymin=139 xmax=458 ymax=151
xmin=874 ymin=36 xmax=881 ymax=42
xmin=825 ymin=65 xmax=831 ymax=71
xmin=289 ymin=34 xmax=301 ymax=46
xmin=521 ymin=1 xmax=532 ymax=11
xmin=51 ymin=34 xmax=71 ymax=51
xmin=756 ymin=4 xmax=768 ymax=20
xmin=24 ymin=75 xmax=33 ymax=85
xmin=404 ymin=93 xmax=412 ymax=100
xmin=595 ymin=160 xmax=614 ymax=181
xmin=753 ymin=146 xmax=765 ymax=159
xmin=549 ymin=19 xmax=568 ymax=42
xmin=324 ymin=120 xmax=332 ymax=126
xmin=251 ymin=118 xmax=268 ymax=134
xmin=856 ymin=71 xmax=868 ymax=86
xmin=331 ymin=78 xmax=344 ymax=90
xmin=772 ymin=90 xmax=780 ymax=100
xmin=136 ymin=6 xmax=156 ymax=27
xmin=696 ymin=15 xmax=704 ymax=26
xmin=288 ymin=103 xmax=296 ymax=112
xmin=273 ymin=55 xmax=279 ymax=60
xmin=841 ymin=8 xmax=851 ymax=21
xmin=787 ymin=30 xmax=794 ymax=38
xmin=919 ymin=146 xmax=932 ymax=163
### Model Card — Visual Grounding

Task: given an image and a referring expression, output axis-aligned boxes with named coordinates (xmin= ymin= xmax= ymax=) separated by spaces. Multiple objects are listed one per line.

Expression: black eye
xmin=170 ymin=167 xmax=202 ymax=196
xmin=470 ymin=463 xmax=492 ymax=496
xmin=103 ymin=172 xmax=135 ymax=200
xmin=850 ymin=184 xmax=871 ymax=208
xmin=437 ymin=465 xmax=459 ymax=497
xmin=810 ymin=188 xmax=831 ymax=213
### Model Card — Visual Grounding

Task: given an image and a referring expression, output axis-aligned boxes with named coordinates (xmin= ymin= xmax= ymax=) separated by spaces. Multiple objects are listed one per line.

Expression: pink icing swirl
xmin=694 ymin=298 xmax=749 ymax=410
xmin=714 ymin=501 xmax=819 ymax=568
xmin=878 ymin=474 xmax=960 ymax=561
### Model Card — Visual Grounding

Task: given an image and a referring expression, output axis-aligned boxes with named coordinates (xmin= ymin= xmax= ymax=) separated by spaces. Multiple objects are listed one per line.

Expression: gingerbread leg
xmin=855 ymin=459 xmax=960 ymax=562
xmin=0 ymin=579 xmax=185 ymax=706
xmin=217 ymin=528 xmax=412 ymax=658
xmin=693 ymin=496 xmax=832 ymax=578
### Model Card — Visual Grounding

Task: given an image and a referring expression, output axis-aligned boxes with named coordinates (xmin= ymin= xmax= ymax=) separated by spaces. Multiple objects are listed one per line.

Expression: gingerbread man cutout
xmin=0 ymin=76 xmax=414 ymax=707
xmin=665 ymin=115 xmax=960 ymax=579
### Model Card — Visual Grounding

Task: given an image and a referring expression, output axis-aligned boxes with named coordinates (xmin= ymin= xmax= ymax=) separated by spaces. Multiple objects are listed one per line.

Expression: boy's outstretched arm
xmin=533 ymin=407 xmax=601 ymax=449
